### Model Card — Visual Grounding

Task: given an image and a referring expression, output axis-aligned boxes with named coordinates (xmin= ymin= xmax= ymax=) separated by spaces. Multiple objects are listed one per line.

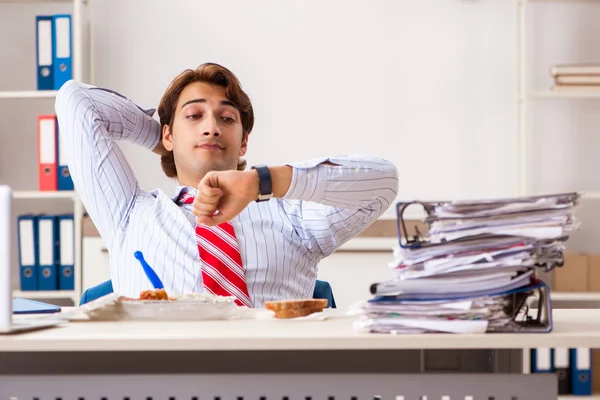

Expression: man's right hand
xmin=152 ymin=140 xmax=169 ymax=157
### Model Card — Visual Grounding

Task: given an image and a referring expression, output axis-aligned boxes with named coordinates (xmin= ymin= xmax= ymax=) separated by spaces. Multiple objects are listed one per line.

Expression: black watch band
xmin=251 ymin=165 xmax=273 ymax=202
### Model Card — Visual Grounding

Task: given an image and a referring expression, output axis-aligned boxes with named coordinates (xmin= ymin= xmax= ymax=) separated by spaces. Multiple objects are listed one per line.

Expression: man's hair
xmin=157 ymin=62 xmax=255 ymax=178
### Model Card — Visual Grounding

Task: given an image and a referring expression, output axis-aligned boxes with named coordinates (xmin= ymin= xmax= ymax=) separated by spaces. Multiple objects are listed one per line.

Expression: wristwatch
xmin=251 ymin=165 xmax=273 ymax=202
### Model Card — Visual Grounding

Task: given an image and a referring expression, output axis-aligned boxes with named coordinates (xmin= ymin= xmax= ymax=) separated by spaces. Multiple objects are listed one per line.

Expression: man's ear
xmin=239 ymin=132 xmax=249 ymax=157
xmin=162 ymin=125 xmax=173 ymax=151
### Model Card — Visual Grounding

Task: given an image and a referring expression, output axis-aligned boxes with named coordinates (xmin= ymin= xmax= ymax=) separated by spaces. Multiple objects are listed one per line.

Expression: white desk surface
xmin=3 ymin=309 xmax=600 ymax=352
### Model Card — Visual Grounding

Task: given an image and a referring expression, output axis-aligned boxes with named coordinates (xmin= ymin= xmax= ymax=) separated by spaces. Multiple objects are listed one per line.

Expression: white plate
xmin=77 ymin=293 xmax=245 ymax=321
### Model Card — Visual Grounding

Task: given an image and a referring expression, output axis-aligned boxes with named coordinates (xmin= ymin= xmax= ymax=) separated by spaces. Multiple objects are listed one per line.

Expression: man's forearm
xmin=268 ymin=162 xmax=335 ymax=199
xmin=270 ymin=166 xmax=293 ymax=198
xmin=152 ymin=140 xmax=169 ymax=156
xmin=56 ymin=80 xmax=161 ymax=150
xmin=54 ymin=80 xmax=157 ymax=246
xmin=281 ymin=155 xmax=399 ymax=213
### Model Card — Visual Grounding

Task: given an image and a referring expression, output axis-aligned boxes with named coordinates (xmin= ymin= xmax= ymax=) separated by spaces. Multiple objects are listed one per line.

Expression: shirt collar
xmin=172 ymin=185 xmax=197 ymax=202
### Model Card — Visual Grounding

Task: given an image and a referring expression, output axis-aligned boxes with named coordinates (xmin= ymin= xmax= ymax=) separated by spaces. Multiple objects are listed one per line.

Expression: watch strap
xmin=251 ymin=165 xmax=273 ymax=202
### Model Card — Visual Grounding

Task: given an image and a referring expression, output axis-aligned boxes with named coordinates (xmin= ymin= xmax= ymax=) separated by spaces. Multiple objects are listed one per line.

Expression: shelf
xmin=0 ymin=0 xmax=72 ymax=2
xmin=532 ymin=90 xmax=600 ymax=99
xmin=0 ymin=90 xmax=58 ymax=99
xmin=583 ymin=191 xmax=600 ymax=199
xmin=13 ymin=190 xmax=77 ymax=200
xmin=526 ymin=0 xmax=600 ymax=3
xmin=339 ymin=237 xmax=397 ymax=251
xmin=13 ymin=290 xmax=77 ymax=299
xmin=551 ymin=292 xmax=600 ymax=301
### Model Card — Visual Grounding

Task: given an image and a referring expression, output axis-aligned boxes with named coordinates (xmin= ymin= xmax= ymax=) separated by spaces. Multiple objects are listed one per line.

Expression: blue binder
xmin=570 ymin=348 xmax=592 ymax=395
xmin=17 ymin=215 xmax=39 ymax=291
xmin=35 ymin=16 xmax=54 ymax=90
xmin=531 ymin=348 xmax=553 ymax=373
xmin=56 ymin=118 xmax=74 ymax=190
xmin=553 ymin=347 xmax=571 ymax=395
xmin=37 ymin=215 xmax=58 ymax=291
xmin=51 ymin=14 xmax=72 ymax=90
xmin=58 ymin=214 xmax=74 ymax=290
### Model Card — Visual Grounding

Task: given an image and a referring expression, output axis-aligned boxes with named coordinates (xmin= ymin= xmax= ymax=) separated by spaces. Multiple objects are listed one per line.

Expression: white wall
xmin=88 ymin=0 xmax=600 ymax=248
xmin=89 ymin=0 xmax=518 ymax=209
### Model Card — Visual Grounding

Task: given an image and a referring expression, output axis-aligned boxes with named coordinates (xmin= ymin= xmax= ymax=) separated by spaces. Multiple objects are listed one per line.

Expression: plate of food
xmin=78 ymin=289 xmax=244 ymax=321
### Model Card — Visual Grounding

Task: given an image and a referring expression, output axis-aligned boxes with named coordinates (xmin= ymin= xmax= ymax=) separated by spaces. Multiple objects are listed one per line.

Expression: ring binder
xmin=356 ymin=193 xmax=580 ymax=334
xmin=368 ymin=280 xmax=553 ymax=333
xmin=395 ymin=192 xmax=580 ymax=249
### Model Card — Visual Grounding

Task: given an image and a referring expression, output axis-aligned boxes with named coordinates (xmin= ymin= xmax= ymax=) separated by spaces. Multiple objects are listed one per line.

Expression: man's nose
xmin=202 ymin=114 xmax=220 ymax=137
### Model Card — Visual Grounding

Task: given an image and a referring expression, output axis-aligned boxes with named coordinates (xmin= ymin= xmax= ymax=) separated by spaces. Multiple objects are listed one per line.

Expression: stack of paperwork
xmin=353 ymin=193 xmax=581 ymax=334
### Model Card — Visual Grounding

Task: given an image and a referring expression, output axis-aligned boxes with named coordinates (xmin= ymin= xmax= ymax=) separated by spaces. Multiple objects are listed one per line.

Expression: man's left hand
xmin=192 ymin=170 xmax=259 ymax=226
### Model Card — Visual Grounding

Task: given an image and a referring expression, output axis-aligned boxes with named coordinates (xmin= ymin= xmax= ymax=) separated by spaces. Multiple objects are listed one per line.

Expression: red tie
xmin=176 ymin=189 xmax=252 ymax=307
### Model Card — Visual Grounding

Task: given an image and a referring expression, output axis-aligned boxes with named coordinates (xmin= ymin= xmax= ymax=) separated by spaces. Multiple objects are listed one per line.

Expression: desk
xmin=2 ymin=309 xmax=599 ymax=400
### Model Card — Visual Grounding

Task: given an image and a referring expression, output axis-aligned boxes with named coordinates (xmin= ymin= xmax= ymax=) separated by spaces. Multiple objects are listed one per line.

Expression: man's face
xmin=163 ymin=81 xmax=247 ymax=180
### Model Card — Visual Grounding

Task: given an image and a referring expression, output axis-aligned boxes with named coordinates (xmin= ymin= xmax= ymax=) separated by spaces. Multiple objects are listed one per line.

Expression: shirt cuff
xmin=282 ymin=157 xmax=331 ymax=202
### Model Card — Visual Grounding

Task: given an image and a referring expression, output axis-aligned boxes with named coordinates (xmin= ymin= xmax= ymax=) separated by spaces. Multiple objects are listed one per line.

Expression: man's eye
xmin=187 ymin=114 xmax=201 ymax=120
xmin=222 ymin=117 xmax=235 ymax=123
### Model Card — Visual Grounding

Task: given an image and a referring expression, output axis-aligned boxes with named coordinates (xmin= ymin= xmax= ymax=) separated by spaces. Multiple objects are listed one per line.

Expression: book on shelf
xmin=550 ymin=64 xmax=600 ymax=77
xmin=550 ymin=63 xmax=600 ymax=92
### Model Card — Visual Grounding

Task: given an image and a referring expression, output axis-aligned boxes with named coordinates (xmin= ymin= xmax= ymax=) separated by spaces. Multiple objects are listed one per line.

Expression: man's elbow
xmin=377 ymin=160 xmax=399 ymax=213
xmin=54 ymin=79 xmax=85 ymax=115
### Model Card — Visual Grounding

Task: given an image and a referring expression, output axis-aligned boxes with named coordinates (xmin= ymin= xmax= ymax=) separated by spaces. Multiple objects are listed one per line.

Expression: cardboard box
xmin=589 ymin=254 xmax=600 ymax=292
xmin=553 ymin=252 xmax=589 ymax=292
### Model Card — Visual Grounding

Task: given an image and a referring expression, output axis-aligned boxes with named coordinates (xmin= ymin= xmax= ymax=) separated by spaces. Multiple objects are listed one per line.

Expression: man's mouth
xmin=196 ymin=144 xmax=224 ymax=150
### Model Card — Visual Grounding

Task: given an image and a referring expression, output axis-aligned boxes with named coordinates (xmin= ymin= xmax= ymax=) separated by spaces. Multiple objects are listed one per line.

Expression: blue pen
xmin=134 ymin=251 xmax=164 ymax=289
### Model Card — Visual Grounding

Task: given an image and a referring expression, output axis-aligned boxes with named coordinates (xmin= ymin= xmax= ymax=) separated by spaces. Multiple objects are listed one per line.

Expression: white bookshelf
xmin=0 ymin=0 xmax=74 ymax=2
xmin=2 ymin=0 xmax=92 ymax=306
xmin=13 ymin=290 xmax=77 ymax=303
xmin=527 ymin=0 xmax=600 ymax=2
xmin=551 ymin=292 xmax=600 ymax=302
xmin=532 ymin=90 xmax=600 ymax=99
xmin=0 ymin=90 xmax=58 ymax=99
xmin=517 ymin=2 xmax=600 ymax=395
xmin=516 ymin=0 xmax=600 ymax=194
xmin=13 ymin=190 xmax=77 ymax=200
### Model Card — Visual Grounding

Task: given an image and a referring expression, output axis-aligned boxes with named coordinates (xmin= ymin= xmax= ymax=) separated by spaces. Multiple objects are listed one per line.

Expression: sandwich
xmin=264 ymin=298 xmax=328 ymax=319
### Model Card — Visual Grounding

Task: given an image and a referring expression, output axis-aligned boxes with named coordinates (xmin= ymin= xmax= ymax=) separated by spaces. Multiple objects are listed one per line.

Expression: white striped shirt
xmin=55 ymin=80 xmax=399 ymax=307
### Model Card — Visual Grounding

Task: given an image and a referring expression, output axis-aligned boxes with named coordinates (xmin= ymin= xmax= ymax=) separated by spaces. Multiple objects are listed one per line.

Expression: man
xmin=55 ymin=63 xmax=399 ymax=307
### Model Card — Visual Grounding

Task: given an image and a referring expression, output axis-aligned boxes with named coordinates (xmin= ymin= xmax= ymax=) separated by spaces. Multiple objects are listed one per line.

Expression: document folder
xmin=38 ymin=115 xmax=58 ymax=191
xmin=369 ymin=280 xmax=554 ymax=333
xmin=570 ymin=348 xmax=592 ymax=395
xmin=394 ymin=192 xmax=580 ymax=250
xmin=531 ymin=348 xmax=553 ymax=373
xmin=37 ymin=215 xmax=58 ymax=291
xmin=56 ymin=117 xmax=74 ymax=190
xmin=51 ymin=15 xmax=72 ymax=90
xmin=17 ymin=215 xmax=38 ymax=291
xmin=554 ymin=347 xmax=571 ymax=395
xmin=36 ymin=16 xmax=54 ymax=90
xmin=58 ymin=214 xmax=74 ymax=290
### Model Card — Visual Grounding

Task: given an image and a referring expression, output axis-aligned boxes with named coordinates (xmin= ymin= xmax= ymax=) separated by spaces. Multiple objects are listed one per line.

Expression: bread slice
xmin=264 ymin=298 xmax=328 ymax=311
xmin=139 ymin=289 xmax=169 ymax=300
xmin=274 ymin=307 xmax=324 ymax=319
